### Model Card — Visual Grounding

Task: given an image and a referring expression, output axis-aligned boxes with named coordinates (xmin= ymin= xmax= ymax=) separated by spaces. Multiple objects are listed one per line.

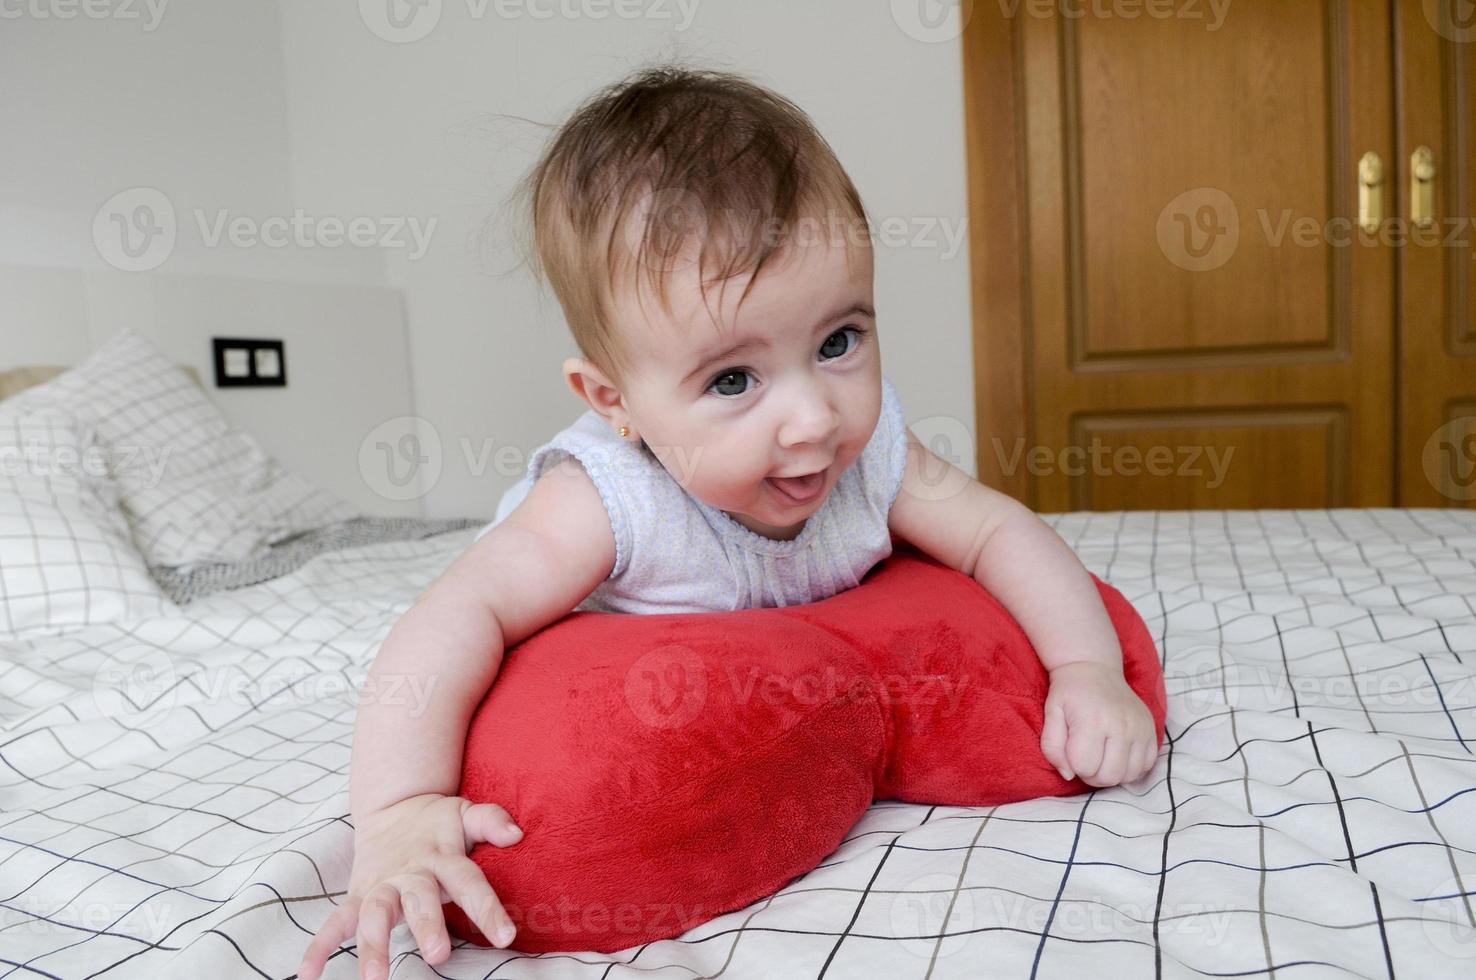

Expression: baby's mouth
xmin=766 ymin=468 xmax=827 ymax=505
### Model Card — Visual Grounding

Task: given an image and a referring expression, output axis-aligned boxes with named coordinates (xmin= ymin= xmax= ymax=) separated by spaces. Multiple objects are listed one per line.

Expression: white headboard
xmin=0 ymin=264 xmax=421 ymax=517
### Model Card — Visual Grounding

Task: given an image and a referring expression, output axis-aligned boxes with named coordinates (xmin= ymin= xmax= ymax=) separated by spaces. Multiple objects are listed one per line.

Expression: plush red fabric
xmin=443 ymin=542 xmax=1166 ymax=953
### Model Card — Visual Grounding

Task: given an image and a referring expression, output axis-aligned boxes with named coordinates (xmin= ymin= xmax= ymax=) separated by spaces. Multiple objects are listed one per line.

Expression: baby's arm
xmin=351 ymin=457 xmax=615 ymax=818
xmin=886 ymin=429 xmax=1156 ymax=788
xmin=887 ymin=430 xmax=1120 ymax=674
xmin=300 ymin=456 xmax=616 ymax=980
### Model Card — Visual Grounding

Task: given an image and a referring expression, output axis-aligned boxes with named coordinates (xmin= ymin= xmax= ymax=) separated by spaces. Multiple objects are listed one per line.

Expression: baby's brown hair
xmin=507 ymin=63 xmax=872 ymax=387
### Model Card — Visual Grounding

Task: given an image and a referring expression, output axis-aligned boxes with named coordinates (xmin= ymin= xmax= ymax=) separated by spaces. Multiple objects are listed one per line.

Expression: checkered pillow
xmin=6 ymin=331 xmax=359 ymax=567
xmin=0 ymin=404 xmax=175 ymax=635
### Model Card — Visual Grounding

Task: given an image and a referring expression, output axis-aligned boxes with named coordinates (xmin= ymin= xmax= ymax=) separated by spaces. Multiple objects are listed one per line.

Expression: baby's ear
xmin=562 ymin=357 xmax=626 ymax=421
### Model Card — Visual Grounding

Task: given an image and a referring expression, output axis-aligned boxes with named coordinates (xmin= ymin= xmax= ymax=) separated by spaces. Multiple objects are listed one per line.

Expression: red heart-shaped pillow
xmin=444 ymin=542 xmax=1166 ymax=953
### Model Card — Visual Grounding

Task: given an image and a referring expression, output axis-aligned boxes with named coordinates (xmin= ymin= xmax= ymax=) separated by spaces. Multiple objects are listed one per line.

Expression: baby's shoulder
xmin=523 ymin=410 xmax=675 ymax=580
xmin=501 ymin=452 xmax=618 ymax=580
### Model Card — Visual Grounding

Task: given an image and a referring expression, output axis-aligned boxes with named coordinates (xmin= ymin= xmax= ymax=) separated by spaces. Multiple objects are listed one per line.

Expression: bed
xmin=3 ymin=344 xmax=1475 ymax=978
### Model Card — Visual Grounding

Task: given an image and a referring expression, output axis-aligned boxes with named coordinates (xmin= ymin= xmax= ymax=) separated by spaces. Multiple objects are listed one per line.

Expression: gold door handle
xmin=1358 ymin=151 xmax=1383 ymax=234
xmin=1411 ymin=145 xmax=1436 ymax=229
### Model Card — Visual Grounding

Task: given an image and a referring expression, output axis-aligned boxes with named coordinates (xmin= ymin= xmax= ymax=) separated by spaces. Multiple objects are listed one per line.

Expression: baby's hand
xmin=1039 ymin=662 xmax=1157 ymax=788
xmin=298 ymin=793 xmax=525 ymax=980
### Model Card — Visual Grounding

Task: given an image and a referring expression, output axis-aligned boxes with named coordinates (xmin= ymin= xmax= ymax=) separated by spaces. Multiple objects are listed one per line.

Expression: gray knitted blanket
xmin=148 ymin=515 xmax=484 ymax=604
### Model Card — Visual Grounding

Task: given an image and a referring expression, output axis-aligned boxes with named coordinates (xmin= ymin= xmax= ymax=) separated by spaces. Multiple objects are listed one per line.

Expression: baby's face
xmin=612 ymin=237 xmax=881 ymax=541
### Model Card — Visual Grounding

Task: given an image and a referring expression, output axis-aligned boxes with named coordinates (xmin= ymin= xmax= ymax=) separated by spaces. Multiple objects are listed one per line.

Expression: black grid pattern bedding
xmin=0 ymin=403 xmax=175 ymax=637
xmin=1 ymin=509 xmax=1473 ymax=978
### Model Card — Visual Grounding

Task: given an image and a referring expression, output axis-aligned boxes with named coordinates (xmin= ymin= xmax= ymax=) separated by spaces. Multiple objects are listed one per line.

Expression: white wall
xmin=0 ymin=263 xmax=420 ymax=517
xmin=0 ymin=0 xmax=414 ymax=516
xmin=0 ymin=0 xmax=382 ymax=283
xmin=2 ymin=0 xmax=975 ymax=521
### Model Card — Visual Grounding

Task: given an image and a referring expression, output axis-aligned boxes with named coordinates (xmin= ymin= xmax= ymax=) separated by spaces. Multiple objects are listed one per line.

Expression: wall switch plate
xmin=213 ymin=338 xmax=286 ymax=388
xmin=253 ymin=347 xmax=281 ymax=378
xmin=223 ymin=348 xmax=250 ymax=378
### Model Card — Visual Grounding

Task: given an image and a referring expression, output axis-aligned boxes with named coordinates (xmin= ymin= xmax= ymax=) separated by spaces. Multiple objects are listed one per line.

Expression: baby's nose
xmin=777 ymin=396 xmax=840 ymax=448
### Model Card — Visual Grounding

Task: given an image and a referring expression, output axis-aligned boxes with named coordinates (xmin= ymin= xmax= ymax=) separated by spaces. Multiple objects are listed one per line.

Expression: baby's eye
xmin=708 ymin=370 xmax=753 ymax=398
xmin=819 ymin=325 xmax=865 ymax=361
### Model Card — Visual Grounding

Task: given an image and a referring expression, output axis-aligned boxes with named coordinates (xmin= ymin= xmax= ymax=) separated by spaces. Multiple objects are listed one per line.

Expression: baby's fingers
xmin=397 ymin=875 xmax=451 ymax=965
xmin=356 ymin=882 xmax=404 ymax=980
xmin=436 ymin=852 xmax=517 ymax=948
xmin=1065 ymin=727 xmax=1106 ymax=784
xmin=460 ymin=801 xmax=524 ymax=849
xmin=1138 ymin=740 xmax=1159 ymax=779
xmin=1040 ymin=698 xmax=1071 ymax=779
xmin=1091 ymin=733 xmax=1133 ymax=787
xmin=299 ymin=901 xmax=358 ymax=980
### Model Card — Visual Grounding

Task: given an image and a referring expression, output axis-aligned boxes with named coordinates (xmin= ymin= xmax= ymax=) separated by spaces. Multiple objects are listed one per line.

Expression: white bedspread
xmin=2 ymin=509 xmax=1474 ymax=978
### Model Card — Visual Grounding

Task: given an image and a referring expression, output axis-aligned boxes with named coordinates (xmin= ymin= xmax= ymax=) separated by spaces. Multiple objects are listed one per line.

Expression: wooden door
xmin=965 ymin=0 xmax=1397 ymax=511
xmin=1395 ymin=0 xmax=1476 ymax=509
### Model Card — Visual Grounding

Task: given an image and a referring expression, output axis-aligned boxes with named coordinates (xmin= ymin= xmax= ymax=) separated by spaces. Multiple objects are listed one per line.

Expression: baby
xmin=299 ymin=64 xmax=1156 ymax=980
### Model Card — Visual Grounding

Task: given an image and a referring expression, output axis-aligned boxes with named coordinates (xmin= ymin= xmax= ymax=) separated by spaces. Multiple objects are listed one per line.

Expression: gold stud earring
xmin=618 ymin=425 xmax=630 ymax=439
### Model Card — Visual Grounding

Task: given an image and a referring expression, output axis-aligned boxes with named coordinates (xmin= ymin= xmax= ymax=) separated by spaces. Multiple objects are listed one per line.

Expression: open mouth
xmin=766 ymin=468 xmax=827 ymax=505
